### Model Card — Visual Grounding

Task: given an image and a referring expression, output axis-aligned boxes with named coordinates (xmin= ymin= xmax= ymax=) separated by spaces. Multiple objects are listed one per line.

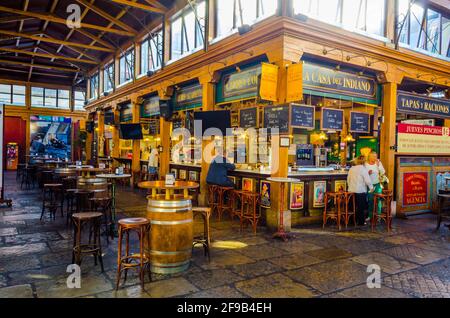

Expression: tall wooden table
xmin=138 ymin=181 xmax=199 ymax=274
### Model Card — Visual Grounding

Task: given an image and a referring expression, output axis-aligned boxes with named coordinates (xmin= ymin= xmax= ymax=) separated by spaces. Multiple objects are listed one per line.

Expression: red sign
xmin=398 ymin=123 xmax=450 ymax=136
xmin=403 ymin=172 xmax=428 ymax=206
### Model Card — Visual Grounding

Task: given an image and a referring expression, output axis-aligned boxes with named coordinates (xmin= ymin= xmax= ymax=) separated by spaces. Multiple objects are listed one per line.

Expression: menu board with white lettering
xmin=349 ymin=111 xmax=370 ymax=133
xmin=263 ymin=105 xmax=289 ymax=134
xmin=321 ymin=108 xmax=344 ymax=131
xmin=239 ymin=107 xmax=258 ymax=129
xmin=290 ymin=104 xmax=315 ymax=129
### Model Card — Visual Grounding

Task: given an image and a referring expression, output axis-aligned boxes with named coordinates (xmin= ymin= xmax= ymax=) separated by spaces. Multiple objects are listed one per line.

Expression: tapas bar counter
xmin=169 ymin=163 xmax=348 ymax=226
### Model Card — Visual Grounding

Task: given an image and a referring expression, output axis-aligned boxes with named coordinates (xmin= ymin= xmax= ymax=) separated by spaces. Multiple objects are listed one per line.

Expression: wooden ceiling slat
xmin=74 ymin=0 xmax=137 ymax=35
xmin=0 ymin=67 xmax=72 ymax=78
xmin=0 ymin=15 xmax=34 ymax=24
xmin=109 ymin=0 xmax=165 ymax=14
xmin=0 ymin=47 xmax=97 ymax=64
xmin=0 ymin=5 xmax=133 ymax=36
xmin=75 ymin=28 xmax=115 ymax=50
xmin=0 ymin=58 xmax=80 ymax=72
xmin=0 ymin=30 xmax=114 ymax=52
xmin=143 ymin=0 xmax=168 ymax=11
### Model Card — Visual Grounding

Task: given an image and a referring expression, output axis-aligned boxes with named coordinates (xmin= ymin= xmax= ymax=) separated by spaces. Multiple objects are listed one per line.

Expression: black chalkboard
xmin=264 ymin=105 xmax=289 ymax=133
xmin=349 ymin=111 xmax=370 ymax=133
xmin=172 ymin=118 xmax=184 ymax=130
xmin=321 ymin=108 xmax=344 ymax=131
xmin=291 ymin=104 xmax=315 ymax=129
xmin=239 ymin=107 xmax=258 ymax=129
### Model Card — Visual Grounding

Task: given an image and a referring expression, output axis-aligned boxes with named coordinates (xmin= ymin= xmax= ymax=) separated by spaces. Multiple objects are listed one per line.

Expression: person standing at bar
xmin=365 ymin=151 xmax=385 ymax=219
xmin=347 ymin=155 xmax=374 ymax=226
xmin=148 ymin=147 xmax=159 ymax=178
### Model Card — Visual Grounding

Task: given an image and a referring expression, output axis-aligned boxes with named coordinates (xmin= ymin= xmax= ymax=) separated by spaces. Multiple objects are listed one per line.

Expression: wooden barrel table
xmin=138 ymin=181 xmax=199 ymax=274
xmin=77 ymin=177 xmax=108 ymax=195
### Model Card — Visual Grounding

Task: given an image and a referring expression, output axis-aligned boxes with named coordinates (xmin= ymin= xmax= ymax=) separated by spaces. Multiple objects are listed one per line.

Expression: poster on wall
xmin=335 ymin=180 xmax=347 ymax=192
xmin=290 ymin=182 xmax=305 ymax=210
xmin=260 ymin=181 xmax=271 ymax=208
xmin=402 ymin=172 xmax=429 ymax=207
xmin=30 ymin=116 xmax=72 ymax=160
xmin=313 ymin=181 xmax=326 ymax=208
xmin=242 ymin=178 xmax=254 ymax=192
xmin=0 ymin=104 xmax=3 ymax=197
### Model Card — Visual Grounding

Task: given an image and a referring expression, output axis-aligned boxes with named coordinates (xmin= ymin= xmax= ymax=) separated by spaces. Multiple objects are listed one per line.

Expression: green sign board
xmin=173 ymin=83 xmax=202 ymax=111
xmin=216 ymin=64 xmax=262 ymax=104
xmin=303 ymin=62 xmax=379 ymax=104
xmin=141 ymin=95 xmax=160 ymax=118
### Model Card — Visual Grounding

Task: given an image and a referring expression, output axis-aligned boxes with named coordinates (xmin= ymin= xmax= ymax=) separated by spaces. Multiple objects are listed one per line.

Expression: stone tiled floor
xmin=0 ymin=172 xmax=450 ymax=298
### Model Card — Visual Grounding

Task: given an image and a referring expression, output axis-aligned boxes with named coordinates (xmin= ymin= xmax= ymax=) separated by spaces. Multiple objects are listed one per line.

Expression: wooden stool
xmin=40 ymin=183 xmax=63 ymax=221
xmin=90 ymin=197 xmax=114 ymax=244
xmin=371 ymin=190 xmax=393 ymax=232
xmin=233 ymin=190 xmax=261 ymax=234
xmin=323 ymin=192 xmax=345 ymax=230
xmin=21 ymin=167 xmax=35 ymax=190
xmin=74 ymin=189 xmax=94 ymax=213
xmin=116 ymin=218 xmax=151 ymax=290
xmin=16 ymin=163 xmax=26 ymax=182
xmin=217 ymin=186 xmax=234 ymax=221
xmin=207 ymin=184 xmax=219 ymax=216
xmin=192 ymin=207 xmax=211 ymax=261
xmin=71 ymin=212 xmax=104 ymax=272
xmin=343 ymin=192 xmax=357 ymax=228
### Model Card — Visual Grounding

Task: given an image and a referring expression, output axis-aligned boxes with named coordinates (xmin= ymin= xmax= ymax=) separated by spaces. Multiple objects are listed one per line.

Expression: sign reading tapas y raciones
xmin=397 ymin=91 xmax=450 ymax=119
xmin=397 ymin=123 xmax=450 ymax=154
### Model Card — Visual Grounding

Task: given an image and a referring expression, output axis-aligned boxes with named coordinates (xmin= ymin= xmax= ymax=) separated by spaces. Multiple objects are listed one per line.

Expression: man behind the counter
xmin=206 ymin=154 xmax=236 ymax=188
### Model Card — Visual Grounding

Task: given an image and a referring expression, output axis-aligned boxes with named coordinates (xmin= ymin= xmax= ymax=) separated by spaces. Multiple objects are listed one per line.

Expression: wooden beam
xmin=0 ymin=5 xmax=133 ymax=36
xmin=74 ymin=0 xmax=138 ymax=35
xmin=0 ymin=47 xmax=98 ymax=64
xmin=75 ymin=29 xmax=115 ymax=50
xmin=109 ymin=0 xmax=165 ymax=14
xmin=143 ymin=0 xmax=168 ymax=11
xmin=0 ymin=67 xmax=72 ymax=78
xmin=16 ymin=0 xmax=30 ymax=49
xmin=0 ymin=59 xmax=80 ymax=72
xmin=0 ymin=15 xmax=34 ymax=24
xmin=0 ymin=30 xmax=114 ymax=52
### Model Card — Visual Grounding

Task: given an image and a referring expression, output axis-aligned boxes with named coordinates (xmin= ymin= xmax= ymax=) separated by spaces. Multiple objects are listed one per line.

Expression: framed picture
xmin=313 ymin=181 xmax=327 ymax=208
xmin=334 ymin=180 xmax=347 ymax=192
xmin=260 ymin=181 xmax=271 ymax=208
xmin=179 ymin=169 xmax=187 ymax=180
xmin=280 ymin=136 xmax=291 ymax=147
xmin=290 ymin=182 xmax=305 ymax=210
xmin=170 ymin=168 xmax=178 ymax=179
xmin=242 ymin=178 xmax=254 ymax=192
xmin=188 ymin=171 xmax=198 ymax=181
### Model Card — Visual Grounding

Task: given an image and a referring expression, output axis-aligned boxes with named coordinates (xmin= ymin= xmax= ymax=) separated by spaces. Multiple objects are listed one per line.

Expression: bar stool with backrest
xmin=233 ymin=190 xmax=261 ymax=234
xmin=343 ymin=191 xmax=357 ymax=228
xmin=90 ymin=196 xmax=113 ymax=244
xmin=371 ymin=189 xmax=393 ymax=232
xmin=41 ymin=183 xmax=63 ymax=221
xmin=207 ymin=184 xmax=219 ymax=215
xmin=192 ymin=207 xmax=211 ymax=261
xmin=21 ymin=166 xmax=35 ymax=190
xmin=71 ymin=212 xmax=104 ymax=272
xmin=215 ymin=186 xmax=234 ymax=221
xmin=323 ymin=191 xmax=345 ymax=230
xmin=116 ymin=218 xmax=151 ymax=290
xmin=16 ymin=163 xmax=26 ymax=182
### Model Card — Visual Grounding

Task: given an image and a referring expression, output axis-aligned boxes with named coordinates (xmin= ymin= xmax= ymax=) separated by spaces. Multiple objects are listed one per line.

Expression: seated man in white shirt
xmin=347 ymin=155 xmax=374 ymax=226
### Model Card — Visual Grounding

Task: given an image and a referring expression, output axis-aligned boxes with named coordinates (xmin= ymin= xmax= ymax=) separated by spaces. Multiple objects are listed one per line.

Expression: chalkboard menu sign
xmin=263 ymin=105 xmax=289 ymax=134
xmin=321 ymin=108 xmax=344 ymax=131
xmin=349 ymin=111 xmax=370 ymax=133
xmin=172 ymin=118 xmax=184 ymax=130
xmin=239 ymin=107 xmax=258 ymax=129
xmin=290 ymin=104 xmax=315 ymax=129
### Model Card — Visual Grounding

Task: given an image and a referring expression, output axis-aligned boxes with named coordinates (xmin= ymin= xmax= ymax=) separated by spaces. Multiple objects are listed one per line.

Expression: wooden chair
xmin=192 ymin=207 xmax=211 ymax=261
xmin=343 ymin=192 xmax=357 ymax=228
xmin=323 ymin=192 xmax=345 ymax=230
xmin=371 ymin=190 xmax=393 ymax=232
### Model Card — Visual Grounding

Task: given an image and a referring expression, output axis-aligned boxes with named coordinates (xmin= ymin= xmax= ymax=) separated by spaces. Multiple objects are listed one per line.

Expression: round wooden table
xmin=437 ymin=193 xmax=450 ymax=230
xmin=71 ymin=167 xmax=109 ymax=177
xmin=138 ymin=181 xmax=199 ymax=274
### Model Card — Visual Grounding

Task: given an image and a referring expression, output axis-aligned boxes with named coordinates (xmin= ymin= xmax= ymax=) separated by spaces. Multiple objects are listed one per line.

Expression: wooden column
xmin=198 ymin=78 xmax=216 ymax=206
xmin=112 ymin=104 xmax=120 ymax=161
xmin=266 ymin=58 xmax=292 ymax=230
xmin=97 ymin=109 xmax=105 ymax=165
xmin=380 ymin=82 xmax=398 ymax=191
xmin=159 ymin=118 xmax=171 ymax=177
xmin=131 ymin=96 xmax=141 ymax=186
xmin=385 ymin=0 xmax=396 ymax=44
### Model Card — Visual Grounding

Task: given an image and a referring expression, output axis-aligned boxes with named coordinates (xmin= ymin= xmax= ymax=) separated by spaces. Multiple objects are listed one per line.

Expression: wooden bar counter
xmin=138 ymin=181 xmax=199 ymax=274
